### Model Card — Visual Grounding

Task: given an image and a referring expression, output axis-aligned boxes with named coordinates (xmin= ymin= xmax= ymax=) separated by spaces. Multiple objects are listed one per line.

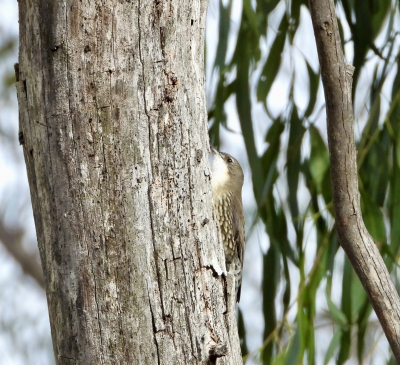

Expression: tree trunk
xmin=16 ymin=0 xmax=241 ymax=363
xmin=309 ymin=0 xmax=400 ymax=361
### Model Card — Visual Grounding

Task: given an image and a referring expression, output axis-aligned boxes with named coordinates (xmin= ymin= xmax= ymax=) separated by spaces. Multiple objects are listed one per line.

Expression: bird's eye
xmin=227 ymin=158 xmax=233 ymax=163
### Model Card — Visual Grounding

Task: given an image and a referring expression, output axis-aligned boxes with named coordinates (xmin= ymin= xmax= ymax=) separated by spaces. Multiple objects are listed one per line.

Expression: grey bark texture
xmin=16 ymin=0 xmax=242 ymax=364
xmin=309 ymin=0 xmax=400 ymax=361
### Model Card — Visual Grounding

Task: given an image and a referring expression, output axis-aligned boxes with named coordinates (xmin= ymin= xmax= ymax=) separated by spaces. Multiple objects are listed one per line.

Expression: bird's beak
xmin=210 ymin=145 xmax=218 ymax=155
xmin=209 ymin=145 xmax=218 ymax=167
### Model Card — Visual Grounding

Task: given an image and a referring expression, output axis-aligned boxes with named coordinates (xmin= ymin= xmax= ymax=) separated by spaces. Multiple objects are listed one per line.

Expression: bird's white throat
xmin=211 ymin=154 xmax=229 ymax=192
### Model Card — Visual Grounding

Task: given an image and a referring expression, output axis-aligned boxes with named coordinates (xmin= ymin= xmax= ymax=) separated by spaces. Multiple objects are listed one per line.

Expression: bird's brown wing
xmin=232 ymin=195 xmax=245 ymax=264
xmin=232 ymin=195 xmax=245 ymax=302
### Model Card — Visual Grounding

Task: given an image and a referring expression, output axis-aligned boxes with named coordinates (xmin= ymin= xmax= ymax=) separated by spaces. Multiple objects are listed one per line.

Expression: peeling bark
xmin=16 ymin=0 xmax=242 ymax=363
xmin=309 ymin=0 xmax=400 ymax=361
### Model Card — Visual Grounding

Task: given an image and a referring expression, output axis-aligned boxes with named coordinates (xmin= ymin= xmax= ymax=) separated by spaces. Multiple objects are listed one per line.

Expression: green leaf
xmin=309 ymin=125 xmax=329 ymax=190
xmin=304 ymin=62 xmax=320 ymax=117
xmin=324 ymin=329 xmax=341 ymax=365
xmin=320 ymin=166 xmax=332 ymax=206
xmin=283 ymin=326 xmax=301 ymax=365
xmin=238 ymin=307 xmax=248 ymax=357
xmin=257 ymin=0 xmax=281 ymax=30
xmin=213 ymin=0 xmax=232 ymax=71
xmin=236 ymin=60 xmax=264 ymax=202
xmin=370 ymin=0 xmax=391 ymax=39
xmin=389 ymin=159 xmax=400 ymax=254
xmin=337 ymin=259 xmax=353 ymax=364
xmin=257 ymin=15 xmax=288 ymax=103
xmin=261 ymin=117 xmax=285 ymax=201
xmin=356 ymin=297 xmax=372 ymax=361
xmin=360 ymin=192 xmax=386 ymax=244
xmin=327 ymin=298 xmax=348 ymax=327
xmin=287 ymin=108 xmax=305 ymax=227
xmin=262 ymin=246 xmax=280 ymax=364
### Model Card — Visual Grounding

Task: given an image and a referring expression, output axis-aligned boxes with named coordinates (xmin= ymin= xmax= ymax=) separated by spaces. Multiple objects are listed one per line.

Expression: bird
xmin=210 ymin=146 xmax=245 ymax=302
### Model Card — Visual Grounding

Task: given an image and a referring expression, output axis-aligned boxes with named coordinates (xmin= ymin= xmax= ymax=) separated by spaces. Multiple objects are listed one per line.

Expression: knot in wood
xmin=209 ymin=344 xmax=227 ymax=359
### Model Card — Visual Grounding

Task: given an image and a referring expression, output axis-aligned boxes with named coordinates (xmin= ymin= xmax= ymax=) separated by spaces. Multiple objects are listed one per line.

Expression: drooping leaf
xmin=324 ymin=329 xmax=341 ymax=365
xmin=304 ymin=62 xmax=320 ymax=118
xmin=262 ymin=245 xmax=280 ymax=364
xmin=238 ymin=307 xmax=248 ymax=357
xmin=257 ymin=15 xmax=288 ymax=104
xmin=309 ymin=125 xmax=329 ymax=191
xmin=287 ymin=108 xmax=305 ymax=228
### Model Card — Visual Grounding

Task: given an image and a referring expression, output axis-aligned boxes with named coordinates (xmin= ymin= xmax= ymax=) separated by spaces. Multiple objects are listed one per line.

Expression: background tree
xmin=208 ymin=0 xmax=400 ymax=363
xmin=1 ymin=0 xmax=400 ymax=364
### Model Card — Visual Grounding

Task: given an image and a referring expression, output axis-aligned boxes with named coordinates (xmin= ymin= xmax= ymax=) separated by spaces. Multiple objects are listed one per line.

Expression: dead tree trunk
xmin=16 ymin=0 xmax=241 ymax=363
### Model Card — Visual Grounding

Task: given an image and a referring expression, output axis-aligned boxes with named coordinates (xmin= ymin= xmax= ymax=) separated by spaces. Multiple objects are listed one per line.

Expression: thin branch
xmin=0 ymin=220 xmax=44 ymax=288
xmin=309 ymin=0 xmax=400 ymax=361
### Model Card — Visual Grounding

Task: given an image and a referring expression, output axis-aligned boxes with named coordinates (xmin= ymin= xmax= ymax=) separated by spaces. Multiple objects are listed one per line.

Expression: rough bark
xmin=309 ymin=0 xmax=400 ymax=361
xmin=16 ymin=0 xmax=241 ymax=364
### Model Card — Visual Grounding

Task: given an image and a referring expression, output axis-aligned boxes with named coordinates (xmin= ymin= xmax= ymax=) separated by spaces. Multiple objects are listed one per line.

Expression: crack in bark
xmin=138 ymin=1 xmax=167 ymax=327
xmin=147 ymin=185 xmax=166 ymax=319
xmin=147 ymin=285 xmax=161 ymax=365
xmin=178 ymin=237 xmax=199 ymax=360
xmin=137 ymin=0 xmax=149 ymax=119
xmin=59 ymin=355 xmax=76 ymax=361
xmin=90 ymin=261 xmax=105 ymax=364
xmin=187 ymin=163 xmax=203 ymax=270
xmin=205 ymin=264 xmax=221 ymax=278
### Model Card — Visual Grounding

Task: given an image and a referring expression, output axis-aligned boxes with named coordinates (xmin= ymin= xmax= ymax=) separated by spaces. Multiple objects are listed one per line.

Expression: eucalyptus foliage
xmin=208 ymin=0 xmax=400 ymax=363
